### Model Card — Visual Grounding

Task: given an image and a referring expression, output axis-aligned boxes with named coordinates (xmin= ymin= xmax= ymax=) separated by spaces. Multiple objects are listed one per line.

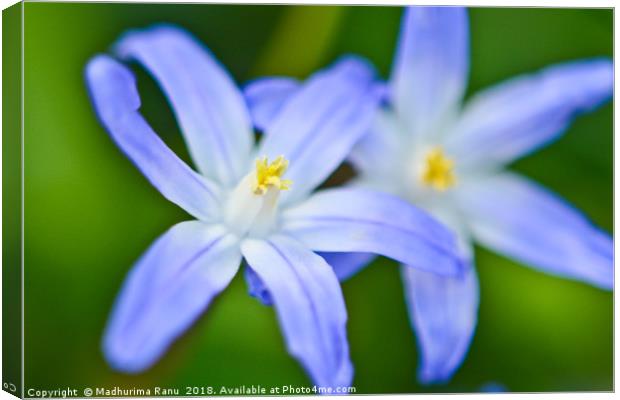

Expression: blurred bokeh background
xmin=15 ymin=3 xmax=612 ymax=394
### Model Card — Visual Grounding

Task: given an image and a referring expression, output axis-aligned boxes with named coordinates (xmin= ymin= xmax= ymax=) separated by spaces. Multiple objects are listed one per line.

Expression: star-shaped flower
xmin=244 ymin=6 xmax=613 ymax=384
xmin=85 ymin=24 xmax=464 ymax=387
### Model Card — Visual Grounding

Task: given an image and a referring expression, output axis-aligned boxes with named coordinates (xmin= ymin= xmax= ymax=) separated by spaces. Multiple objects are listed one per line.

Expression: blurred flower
xmin=479 ymin=382 xmax=508 ymax=393
xmin=85 ymin=25 xmax=464 ymax=387
xmin=244 ymin=6 xmax=613 ymax=385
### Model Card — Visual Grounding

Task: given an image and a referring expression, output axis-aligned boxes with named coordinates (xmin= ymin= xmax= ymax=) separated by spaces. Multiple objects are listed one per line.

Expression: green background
xmin=14 ymin=3 xmax=613 ymax=394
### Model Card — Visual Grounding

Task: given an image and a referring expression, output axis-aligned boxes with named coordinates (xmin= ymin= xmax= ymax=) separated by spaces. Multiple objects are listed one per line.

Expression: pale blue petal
xmin=241 ymin=236 xmax=353 ymax=387
xmin=85 ymin=55 xmax=219 ymax=221
xmin=457 ymin=172 xmax=613 ymax=289
xmin=243 ymin=77 xmax=300 ymax=132
xmin=244 ymin=252 xmax=374 ymax=306
xmin=282 ymin=188 xmax=464 ymax=276
xmin=115 ymin=25 xmax=254 ymax=186
xmin=391 ymin=6 xmax=469 ymax=137
xmin=103 ymin=222 xmax=241 ymax=372
xmin=258 ymin=56 xmax=383 ymax=205
xmin=446 ymin=58 xmax=613 ymax=167
xmin=349 ymin=109 xmax=408 ymax=180
xmin=319 ymin=252 xmax=376 ymax=281
xmin=402 ymin=263 xmax=478 ymax=384
xmin=244 ymin=265 xmax=272 ymax=306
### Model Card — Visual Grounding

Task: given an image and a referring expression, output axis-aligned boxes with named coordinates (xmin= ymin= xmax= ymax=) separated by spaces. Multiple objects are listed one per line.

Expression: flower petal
xmin=244 ymin=265 xmax=273 ymax=306
xmin=115 ymin=25 xmax=254 ymax=186
xmin=244 ymin=252 xmax=374 ymax=308
xmin=319 ymin=252 xmax=376 ymax=281
xmin=241 ymin=235 xmax=353 ymax=387
xmin=85 ymin=55 xmax=219 ymax=221
xmin=103 ymin=221 xmax=241 ymax=372
xmin=258 ymin=56 xmax=383 ymax=205
xmin=445 ymin=58 xmax=613 ymax=167
xmin=457 ymin=172 xmax=613 ymax=289
xmin=349 ymin=109 xmax=409 ymax=182
xmin=391 ymin=6 xmax=469 ymax=137
xmin=282 ymin=188 xmax=464 ymax=276
xmin=243 ymin=77 xmax=300 ymax=132
xmin=402 ymin=263 xmax=478 ymax=384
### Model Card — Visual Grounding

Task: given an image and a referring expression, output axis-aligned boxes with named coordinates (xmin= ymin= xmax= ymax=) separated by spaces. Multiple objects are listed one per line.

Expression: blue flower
xmin=244 ymin=7 xmax=613 ymax=384
xmin=85 ymin=25 xmax=464 ymax=387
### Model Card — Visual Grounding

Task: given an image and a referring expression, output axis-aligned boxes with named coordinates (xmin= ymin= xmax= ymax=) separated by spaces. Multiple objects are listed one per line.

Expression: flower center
xmin=224 ymin=155 xmax=293 ymax=237
xmin=253 ymin=155 xmax=293 ymax=195
xmin=420 ymin=147 xmax=456 ymax=191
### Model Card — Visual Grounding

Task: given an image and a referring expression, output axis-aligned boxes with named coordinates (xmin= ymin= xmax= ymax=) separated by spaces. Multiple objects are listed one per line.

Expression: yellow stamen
xmin=420 ymin=147 xmax=456 ymax=191
xmin=253 ymin=155 xmax=293 ymax=195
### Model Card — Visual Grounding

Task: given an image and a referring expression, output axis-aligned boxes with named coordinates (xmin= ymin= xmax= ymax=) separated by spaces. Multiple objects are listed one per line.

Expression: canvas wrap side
xmin=3 ymin=2 xmax=23 ymax=398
